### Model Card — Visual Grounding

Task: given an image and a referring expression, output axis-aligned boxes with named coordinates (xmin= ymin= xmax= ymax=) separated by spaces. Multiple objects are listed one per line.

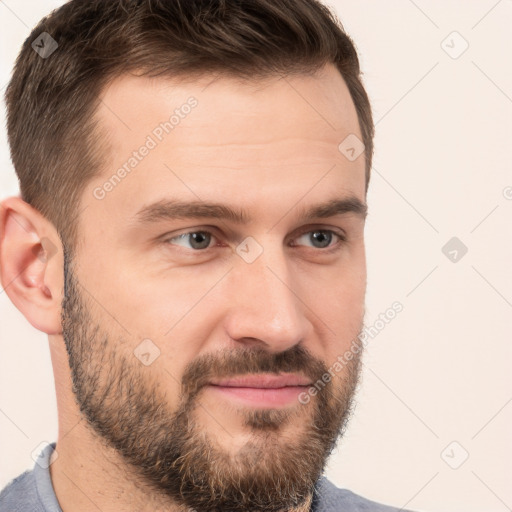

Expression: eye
xmin=293 ymin=229 xmax=345 ymax=250
xmin=163 ymin=228 xmax=346 ymax=253
xmin=166 ymin=230 xmax=215 ymax=250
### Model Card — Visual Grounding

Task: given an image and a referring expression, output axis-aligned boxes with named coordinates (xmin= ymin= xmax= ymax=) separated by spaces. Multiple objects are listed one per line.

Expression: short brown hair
xmin=5 ymin=0 xmax=374 ymax=251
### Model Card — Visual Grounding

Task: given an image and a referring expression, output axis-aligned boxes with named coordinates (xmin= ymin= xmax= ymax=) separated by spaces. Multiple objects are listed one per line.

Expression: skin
xmin=0 ymin=62 xmax=367 ymax=511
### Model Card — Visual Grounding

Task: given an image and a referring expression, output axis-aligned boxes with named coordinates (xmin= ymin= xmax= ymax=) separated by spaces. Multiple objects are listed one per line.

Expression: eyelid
xmin=163 ymin=226 xmax=223 ymax=243
xmin=292 ymin=225 xmax=347 ymax=241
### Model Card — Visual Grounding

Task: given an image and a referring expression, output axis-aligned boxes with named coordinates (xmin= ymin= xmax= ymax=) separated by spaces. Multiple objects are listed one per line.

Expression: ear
xmin=0 ymin=196 xmax=63 ymax=334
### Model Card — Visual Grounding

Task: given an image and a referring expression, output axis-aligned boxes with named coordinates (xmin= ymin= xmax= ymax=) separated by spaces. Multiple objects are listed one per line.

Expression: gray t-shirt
xmin=0 ymin=443 xmax=415 ymax=511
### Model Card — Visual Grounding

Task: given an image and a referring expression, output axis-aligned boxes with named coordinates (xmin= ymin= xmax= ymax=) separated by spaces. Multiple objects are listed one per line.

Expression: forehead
xmin=94 ymin=63 xmax=362 ymax=158
xmin=82 ymin=64 xmax=365 ymax=231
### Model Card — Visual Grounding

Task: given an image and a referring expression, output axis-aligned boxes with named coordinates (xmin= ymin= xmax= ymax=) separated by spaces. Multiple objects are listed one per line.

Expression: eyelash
xmin=163 ymin=228 xmax=347 ymax=254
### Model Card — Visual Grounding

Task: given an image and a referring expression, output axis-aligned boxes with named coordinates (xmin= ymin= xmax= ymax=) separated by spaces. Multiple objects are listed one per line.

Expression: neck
xmin=50 ymin=424 xmax=188 ymax=511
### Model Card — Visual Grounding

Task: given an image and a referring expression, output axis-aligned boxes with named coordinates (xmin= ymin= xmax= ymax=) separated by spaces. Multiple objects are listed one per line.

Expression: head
xmin=1 ymin=1 xmax=373 ymax=511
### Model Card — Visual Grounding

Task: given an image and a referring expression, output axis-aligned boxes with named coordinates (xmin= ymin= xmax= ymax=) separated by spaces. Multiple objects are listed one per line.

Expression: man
xmin=0 ymin=1 xmax=414 ymax=511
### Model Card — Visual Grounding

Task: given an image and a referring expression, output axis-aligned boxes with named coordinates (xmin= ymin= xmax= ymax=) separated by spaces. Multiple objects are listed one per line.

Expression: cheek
xmin=100 ymin=252 xmax=221 ymax=336
xmin=101 ymin=263 xmax=226 ymax=381
xmin=319 ymin=285 xmax=364 ymax=336
xmin=306 ymin=250 xmax=366 ymax=356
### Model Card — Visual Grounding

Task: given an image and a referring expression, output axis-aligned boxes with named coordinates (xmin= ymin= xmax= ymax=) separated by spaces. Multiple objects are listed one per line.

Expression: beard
xmin=61 ymin=250 xmax=363 ymax=512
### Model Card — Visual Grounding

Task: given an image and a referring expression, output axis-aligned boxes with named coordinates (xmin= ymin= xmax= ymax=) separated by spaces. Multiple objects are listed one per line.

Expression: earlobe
xmin=0 ymin=197 xmax=63 ymax=335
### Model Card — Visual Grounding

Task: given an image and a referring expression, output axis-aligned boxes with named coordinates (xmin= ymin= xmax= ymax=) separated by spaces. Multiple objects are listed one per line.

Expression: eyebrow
xmin=133 ymin=196 xmax=367 ymax=225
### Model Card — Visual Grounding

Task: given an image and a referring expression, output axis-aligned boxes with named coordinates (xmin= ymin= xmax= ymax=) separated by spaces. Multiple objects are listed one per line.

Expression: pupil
xmin=312 ymin=231 xmax=331 ymax=248
xmin=191 ymin=232 xmax=210 ymax=249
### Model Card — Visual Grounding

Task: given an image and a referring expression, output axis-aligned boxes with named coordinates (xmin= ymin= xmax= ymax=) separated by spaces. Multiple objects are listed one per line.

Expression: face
xmin=62 ymin=64 xmax=368 ymax=511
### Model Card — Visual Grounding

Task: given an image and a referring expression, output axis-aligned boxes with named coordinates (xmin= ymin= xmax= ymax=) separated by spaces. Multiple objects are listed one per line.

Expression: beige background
xmin=1 ymin=1 xmax=511 ymax=511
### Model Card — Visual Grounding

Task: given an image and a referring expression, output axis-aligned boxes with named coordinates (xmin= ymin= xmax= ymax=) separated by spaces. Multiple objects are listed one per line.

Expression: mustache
xmin=180 ymin=344 xmax=328 ymax=400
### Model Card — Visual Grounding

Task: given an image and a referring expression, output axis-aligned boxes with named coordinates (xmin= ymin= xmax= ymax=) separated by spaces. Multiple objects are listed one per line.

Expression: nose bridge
xmin=225 ymin=242 xmax=309 ymax=350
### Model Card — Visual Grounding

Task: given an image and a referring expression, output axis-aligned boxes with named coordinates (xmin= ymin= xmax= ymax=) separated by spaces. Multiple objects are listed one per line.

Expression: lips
xmin=208 ymin=373 xmax=312 ymax=389
xmin=205 ymin=374 xmax=314 ymax=408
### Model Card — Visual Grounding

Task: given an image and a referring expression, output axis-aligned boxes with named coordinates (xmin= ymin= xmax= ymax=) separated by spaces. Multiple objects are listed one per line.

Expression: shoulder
xmin=313 ymin=476 xmax=417 ymax=512
xmin=0 ymin=469 xmax=46 ymax=512
xmin=0 ymin=443 xmax=61 ymax=511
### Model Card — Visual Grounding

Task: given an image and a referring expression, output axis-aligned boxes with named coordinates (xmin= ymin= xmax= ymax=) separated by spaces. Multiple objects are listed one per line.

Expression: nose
xmin=223 ymin=244 xmax=312 ymax=353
